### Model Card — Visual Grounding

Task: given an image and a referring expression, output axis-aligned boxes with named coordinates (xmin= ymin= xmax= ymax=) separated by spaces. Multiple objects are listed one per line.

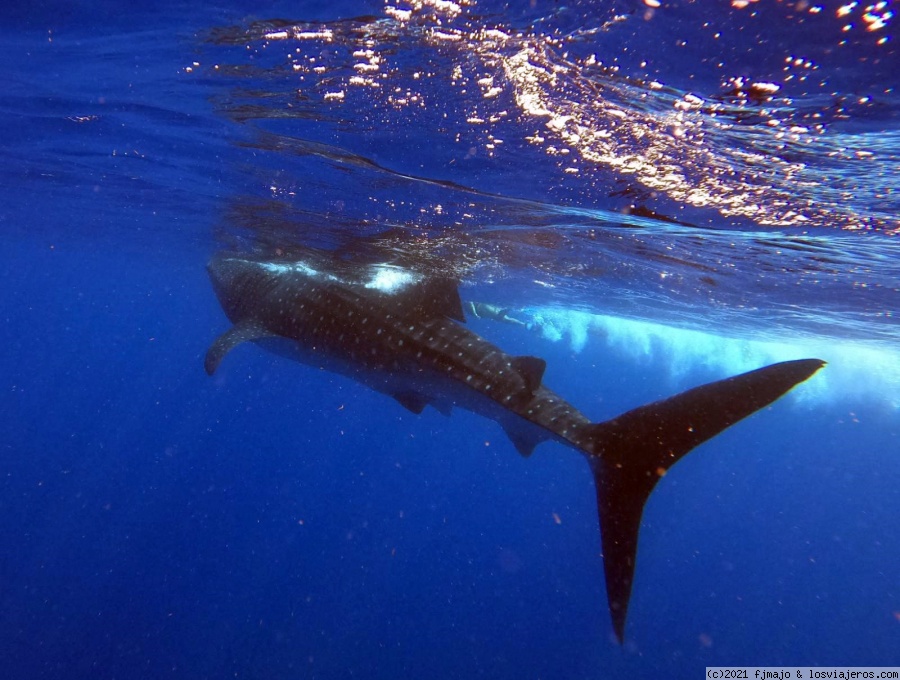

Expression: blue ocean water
xmin=2 ymin=0 xmax=898 ymax=678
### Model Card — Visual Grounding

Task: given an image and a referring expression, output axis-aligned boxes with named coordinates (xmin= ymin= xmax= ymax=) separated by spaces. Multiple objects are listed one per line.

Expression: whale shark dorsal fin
xmin=393 ymin=277 xmax=465 ymax=322
xmin=205 ymin=321 xmax=273 ymax=376
xmin=511 ymin=356 xmax=546 ymax=393
xmin=423 ymin=278 xmax=466 ymax=322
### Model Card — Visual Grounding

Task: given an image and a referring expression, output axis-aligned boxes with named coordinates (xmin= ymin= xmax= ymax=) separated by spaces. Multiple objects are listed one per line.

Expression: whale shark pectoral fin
xmin=205 ymin=321 xmax=273 ymax=376
xmin=510 ymin=355 xmax=546 ymax=393
xmin=582 ymin=358 xmax=825 ymax=642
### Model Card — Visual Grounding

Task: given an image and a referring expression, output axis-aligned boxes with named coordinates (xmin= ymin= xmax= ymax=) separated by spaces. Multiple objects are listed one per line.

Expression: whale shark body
xmin=205 ymin=250 xmax=824 ymax=641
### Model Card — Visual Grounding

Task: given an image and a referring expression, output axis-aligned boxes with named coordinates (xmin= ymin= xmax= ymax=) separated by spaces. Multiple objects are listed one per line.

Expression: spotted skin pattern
xmin=206 ymin=251 xmax=824 ymax=642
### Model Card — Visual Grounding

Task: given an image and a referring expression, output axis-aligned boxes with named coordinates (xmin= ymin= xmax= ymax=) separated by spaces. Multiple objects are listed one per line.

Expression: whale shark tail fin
xmin=581 ymin=358 xmax=825 ymax=642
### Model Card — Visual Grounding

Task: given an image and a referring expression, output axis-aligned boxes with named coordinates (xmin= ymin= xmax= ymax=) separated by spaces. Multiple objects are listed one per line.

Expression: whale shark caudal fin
xmin=582 ymin=358 xmax=825 ymax=642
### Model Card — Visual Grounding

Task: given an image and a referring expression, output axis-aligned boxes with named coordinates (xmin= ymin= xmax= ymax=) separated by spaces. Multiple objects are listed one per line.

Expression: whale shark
xmin=205 ymin=250 xmax=824 ymax=642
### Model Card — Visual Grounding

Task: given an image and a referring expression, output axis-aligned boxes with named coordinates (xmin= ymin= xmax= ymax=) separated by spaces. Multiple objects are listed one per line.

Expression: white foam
xmin=522 ymin=306 xmax=900 ymax=409
xmin=260 ymin=261 xmax=320 ymax=278
xmin=365 ymin=265 xmax=421 ymax=293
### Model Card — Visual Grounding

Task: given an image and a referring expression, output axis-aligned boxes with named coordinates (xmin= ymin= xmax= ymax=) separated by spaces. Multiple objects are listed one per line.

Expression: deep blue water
xmin=2 ymin=1 xmax=899 ymax=678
